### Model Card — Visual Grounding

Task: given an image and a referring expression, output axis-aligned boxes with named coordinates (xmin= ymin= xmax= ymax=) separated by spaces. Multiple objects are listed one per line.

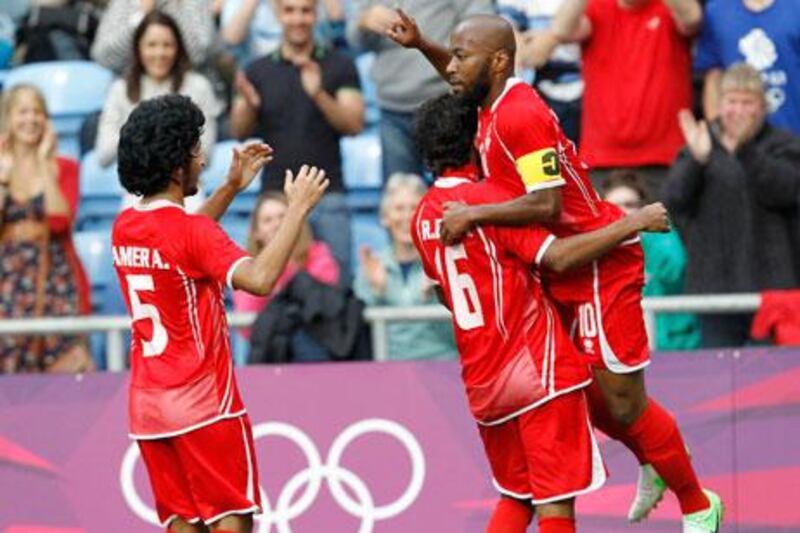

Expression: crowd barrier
xmin=0 ymin=294 xmax=764 ymax=370
xmin=0 ymin=348 xmax=797 ymax=532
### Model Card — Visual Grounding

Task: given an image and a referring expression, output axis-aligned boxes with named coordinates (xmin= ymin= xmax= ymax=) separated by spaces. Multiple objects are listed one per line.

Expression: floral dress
xmin=0 ymin=193 xmax=84 ymax=372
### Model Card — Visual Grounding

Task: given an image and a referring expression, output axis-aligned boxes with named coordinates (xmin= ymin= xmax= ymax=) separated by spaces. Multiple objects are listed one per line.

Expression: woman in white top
xmin=95 ymin=10 xmax=220 ymax=169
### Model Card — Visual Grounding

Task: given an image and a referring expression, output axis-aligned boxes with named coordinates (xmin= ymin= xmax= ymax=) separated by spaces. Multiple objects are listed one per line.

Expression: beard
xmin=458 ymin=64 xmax=492 ymax=108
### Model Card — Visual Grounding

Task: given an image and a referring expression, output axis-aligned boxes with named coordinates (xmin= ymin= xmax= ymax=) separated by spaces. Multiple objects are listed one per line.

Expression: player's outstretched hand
xmin=386 ymin=9 xmax=422 ymax=49
xmin=227 ymin=142 xmax=273 ymax=192
xmin=633 ymin=202 xmax=670 ymax=233
xmin=284 ymin=165 xmax=329 ymax=214
xmin=441 ymin=201 xmax=473 ymax=246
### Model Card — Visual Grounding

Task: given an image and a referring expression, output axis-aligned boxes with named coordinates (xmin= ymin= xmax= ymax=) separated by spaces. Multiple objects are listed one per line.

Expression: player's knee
xmin=536 ymin=498 xmax=574 ymax=519
xmin=606 ymin=393 xmax=646 ymax=426
xmin=210 ymin=514 xmax=253 ymax=533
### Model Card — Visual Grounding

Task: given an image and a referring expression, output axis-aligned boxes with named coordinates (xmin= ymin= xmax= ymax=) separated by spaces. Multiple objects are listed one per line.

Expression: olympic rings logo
xmin=120 ymin=418 xmax=426 ymax=532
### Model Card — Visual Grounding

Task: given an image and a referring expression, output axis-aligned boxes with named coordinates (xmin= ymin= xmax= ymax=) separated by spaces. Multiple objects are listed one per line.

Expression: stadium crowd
xmin=0 ymin=0 xmax=799 ymax=373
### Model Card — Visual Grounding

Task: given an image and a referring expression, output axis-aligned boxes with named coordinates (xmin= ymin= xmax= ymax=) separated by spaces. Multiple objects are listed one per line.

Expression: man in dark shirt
xmin=231 ymin=0 xmax=365 ymax=280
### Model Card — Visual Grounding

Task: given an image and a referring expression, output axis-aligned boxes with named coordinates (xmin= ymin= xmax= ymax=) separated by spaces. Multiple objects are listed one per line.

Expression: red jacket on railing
xmin=751 ymin=290 xmax=800 ymax=346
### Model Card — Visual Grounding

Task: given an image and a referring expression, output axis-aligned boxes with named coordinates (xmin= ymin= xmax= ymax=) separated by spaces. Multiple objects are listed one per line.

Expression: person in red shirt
xmin=412 ymin=93 xmax=670 ymax=533
xmin=112 ymin=94 xmax=328 ymax=533
xmin=389 ymin=12 xmax=723 ymax=531
xmin=551 ymin=0 xmax=701 ymax=196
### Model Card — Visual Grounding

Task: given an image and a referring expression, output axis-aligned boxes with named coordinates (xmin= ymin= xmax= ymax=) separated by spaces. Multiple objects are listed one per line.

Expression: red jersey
xmin=411 ymin=172 xmax=591 ymax=425
xmin=476 ymin=78 xmax=624 ymax=238
xmin=580 ymin=0 xmax=693 ymax=167
xmin=112 ymin=200 xmax=250 ymax=439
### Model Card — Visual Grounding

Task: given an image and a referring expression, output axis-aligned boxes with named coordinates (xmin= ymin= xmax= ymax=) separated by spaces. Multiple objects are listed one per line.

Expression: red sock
xmin=537 ymin=516 xmax=575 ymax=533
xmin=486 ymin=498 xmax=533 ymax=532
xmin=625 ymin=399 xmax=710 ymax=514
xmin=585 ymin=380 xmax=646 ymax=462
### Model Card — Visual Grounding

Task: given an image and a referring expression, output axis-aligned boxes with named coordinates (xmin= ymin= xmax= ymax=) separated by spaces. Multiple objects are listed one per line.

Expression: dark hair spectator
xmin=601 ymin=169 xmax=701 ymax=351
xmin=91 ymin=0 xmax=215 ymax=74
xmin=552 ymin=0 xmax=702 ymax=198
xmin=95 ymin=11 xmax=220 ymax=169
xmin=231 ymin=0 xmax=365 ymax=281
xmin=664 ymin=63 xmax=800 ymax=348
xmin=0 ymin=85 xmax=93 ymax=373
xmin=347 ymin=0 xmax=493 ymax=181
xmin=118 ymin=93 xmax=205 ymax=197
xmin=696 ymin=0 xmax=800 ymax=136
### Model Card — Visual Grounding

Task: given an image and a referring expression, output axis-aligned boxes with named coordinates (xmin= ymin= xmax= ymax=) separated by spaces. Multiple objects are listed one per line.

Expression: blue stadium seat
xmin=354 ymin=52 xmax=379 ymax=125
xmin=351 ymin=212 xmax=388 ymax=268
xmin=203 ymin=140 xmax=262 ymax=220
xmin=74 ymin=228 xmax=118 ymax=370
xmin=74 ymin=229 xmax=114 ymax=308
xmin=78 ymin=150 xmax=124 ymax=231
xmin=341 ymin=128 xmax=382 ymax=191
xmin=223 ymin=217 xmax=251 ymax=249
xmin=4 ymin=61 xmax=113 ymax=158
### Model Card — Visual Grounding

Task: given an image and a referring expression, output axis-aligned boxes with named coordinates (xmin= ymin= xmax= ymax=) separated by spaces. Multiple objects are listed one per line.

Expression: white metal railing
xmin=0 ymin=294 xmax=762 ymax=369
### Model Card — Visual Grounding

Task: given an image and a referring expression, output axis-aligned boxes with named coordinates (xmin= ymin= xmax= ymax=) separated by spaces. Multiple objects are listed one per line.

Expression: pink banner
xmin=1 ymin=349 xmax=799 ymax=532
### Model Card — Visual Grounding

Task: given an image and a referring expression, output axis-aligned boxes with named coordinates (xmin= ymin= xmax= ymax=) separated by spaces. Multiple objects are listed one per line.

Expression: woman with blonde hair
xmin=0 ymin=84 xmax=93 ymax=373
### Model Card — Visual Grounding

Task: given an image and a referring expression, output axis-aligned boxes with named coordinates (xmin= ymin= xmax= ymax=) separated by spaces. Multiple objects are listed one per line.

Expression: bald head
xmin=453 ymin=15 xmax=516 ymax=58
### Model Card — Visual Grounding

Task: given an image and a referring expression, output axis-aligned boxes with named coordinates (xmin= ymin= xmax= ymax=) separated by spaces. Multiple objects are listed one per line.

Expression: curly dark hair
xmin=118 ymin=94 xmax=205 ymax=197
xmin=414 ymin=93 xmax=478 ymax=176
xmin=126 ymin=11 xmax=191 ymax=103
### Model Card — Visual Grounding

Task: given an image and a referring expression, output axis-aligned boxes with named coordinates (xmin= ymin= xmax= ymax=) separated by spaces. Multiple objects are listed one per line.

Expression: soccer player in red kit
xmin=390 ymin=12 xmax=723 ymax=532
xmin=112 ymin=95 xmax=328 ymax=533
xmin=411 ymin=93 xmax=670 ymax=533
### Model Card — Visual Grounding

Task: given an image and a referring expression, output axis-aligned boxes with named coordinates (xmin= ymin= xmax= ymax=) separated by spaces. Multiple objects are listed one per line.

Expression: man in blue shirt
xmin=696 ymin=0 xmax=800 ymax=135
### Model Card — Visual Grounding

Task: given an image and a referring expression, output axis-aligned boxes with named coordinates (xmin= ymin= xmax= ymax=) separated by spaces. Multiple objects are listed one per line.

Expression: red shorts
xmin=548 ymin=242 xmax=650 ymax=374
xmin=138 ymin=414 xmax=261 ymax=527
xmin=478 ymin=390 xmax=606 ymax=504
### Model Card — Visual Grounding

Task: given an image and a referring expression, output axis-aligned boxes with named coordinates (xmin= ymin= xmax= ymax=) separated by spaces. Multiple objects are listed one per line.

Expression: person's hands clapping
xmin=37 ymin=121 xmax=57 ymax=162
xmin=295 ymin=59 xmax=323 ymax=98
xmin=677 ymin=109 xmax=711 ymax=164
xmin=359 ymin=245 xmax=388 ymax=296
xmin=235 ymin=71 xmax=262 ymax=110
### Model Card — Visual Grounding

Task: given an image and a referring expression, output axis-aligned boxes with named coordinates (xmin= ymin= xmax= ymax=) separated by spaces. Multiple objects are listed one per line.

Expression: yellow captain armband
xmin=516 ymin=148 xmax=565 ymax=192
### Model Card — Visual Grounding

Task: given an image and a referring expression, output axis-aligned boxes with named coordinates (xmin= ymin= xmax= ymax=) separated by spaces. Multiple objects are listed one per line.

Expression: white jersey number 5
xmin=442 ymin=244 xmax=485 ymax=330
xmin=126 ymin=274 xmax=168 ymax=357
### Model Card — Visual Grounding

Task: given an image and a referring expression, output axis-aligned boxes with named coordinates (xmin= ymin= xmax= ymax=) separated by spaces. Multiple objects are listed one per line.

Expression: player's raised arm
xmin=232 ymin=165 xmax=329 ymax=295
xmin=541 ymin=203 xmax=669 ymax=273
xmin=551 ymin=0 xmax=592 ymax=44
xmin=198 ymin=142 xmax=273 ymax=221
xmin=386 ymin=9 xmax=452 ymax=81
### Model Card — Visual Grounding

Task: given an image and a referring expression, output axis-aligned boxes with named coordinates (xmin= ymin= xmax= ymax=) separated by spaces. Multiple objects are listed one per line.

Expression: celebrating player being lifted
xmin=390 ymin=11 xmax=723 ymax=533
xmin=412 ymin=92 xmax=670 ymax=533
xmin=112 ymin=94 xmax=328 ymax=533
